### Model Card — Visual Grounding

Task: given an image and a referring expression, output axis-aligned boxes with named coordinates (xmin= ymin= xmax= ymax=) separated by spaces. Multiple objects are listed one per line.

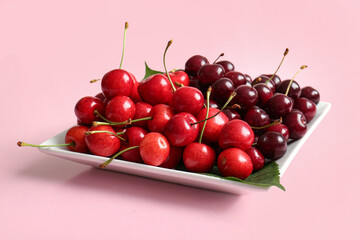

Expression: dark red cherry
xmin=301 ymin=86 xmax=320 ymax=105
xmin=198 ymin=64 xmax=225 ymax=86
xmin=75 ymin=96 xmax=105 ymax=125
xmin=158 ymin=146 xmax=183 ymax=169
xmin=283 ymin=110 xmax=307 ymax=140
xmin=253 ymin=76 xmax=276 ymax=93
xmin=95 ymin=92 xmax=106 ymax=102
xmin=254 ymin=83 xmax=273 ymax=107
xmin=294 ymin=97 xmax=317 ymax=122
xmin=85 ymin=125 xmax=121 ymax=157
xmin=138 ymin=74 xmax=173 ymax=106
xmin=233 ymin=85 xmax=258 ymax=111
xmin=246 ymin=147 xmax=265 ymax=171
xmin=216 ymin=60 xmax=235 ymax=73
xmin=172 ymin=86 xmax=204 ymax=116
xmin=218 ymin=119 xmax=254 ymax=151
xmin=189 ymin=76 xmax=201 ymax=89
xmin=101 ymin=69 xmax=134 ymax=99
xmin=147 ymin=104 xmax=174 ymax=133
xmin=245 ymin=74 xmax=252 ymax=83
xmin=244 ymin=107 xmax=270 ymax=129
xmin=224 ymin=71 xmax=247 ymax=88
xmin=261 ymin=74 xmax=281 ymax=89
xmin=120 ymin=127 xmax=148 ymax=163
xmin=208 ymin=100 xmax=220 ymax=109
xmin=196 ymin=108 xmax=229 ymax=143
xmin=265 ymin=93 xmax=293 ymax=119
xmin=139 ymin=132 xmax=170 ymax=166
xmin=185 ymin=55 xmax=209 ymax=77
xmin=132 ymin=102 xmax=152 ymax=129
xmin=267 ymin=123 xmax=289 ymax=141
xmin=183 ymin=143 xmax=216 ymax=173
xmin=223 ymin=109 xmax=241 ymax=120
xmin=105 ymin=95 xmax=136 ymax=123
xmin=164 ymin=113 xmax=199 ymax=147
xmin=277 ymin=80 xmax=301 ymax=99
xmin=210 ymin=78 xmax=234 ymax=105
xmin=257 ymin=132 xmax=287 ymax=160
xmin=217 ymin=148 xmax=253 ymax=180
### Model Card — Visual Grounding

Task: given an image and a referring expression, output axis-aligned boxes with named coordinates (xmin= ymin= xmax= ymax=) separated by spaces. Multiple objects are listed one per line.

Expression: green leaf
xmin=143 ymin=61 xmax=163 ymax=80
xmin=201 ymin=162 xmax=285 ymax=191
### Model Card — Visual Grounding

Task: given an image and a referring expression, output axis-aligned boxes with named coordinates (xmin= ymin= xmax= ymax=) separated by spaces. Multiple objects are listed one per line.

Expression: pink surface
xmin=1 ymin=0 xmax=359 ymax=239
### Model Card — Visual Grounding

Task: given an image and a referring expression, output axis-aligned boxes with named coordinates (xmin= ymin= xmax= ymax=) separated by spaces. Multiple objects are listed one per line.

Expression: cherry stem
xmin=251 ymin=118 xmax=282 ymax=130
xmin=163 ymin=40 xmax=177 ymax=92
xmin=285 ymin=65 xmax=307 ymax=96
xmin=17 ymin=141 xmax=75 ymax=148
xmin=199 ymin=87 xmax=212 ymax=144
xmin=265 ymin=48 xmax=289 ymax=84
xmin=92 ymin=116 xmax=153 ymax=127
xmin=99 ymin=145 xmax=140 ymax=168
xmin=225 ymin=104 xmax=241 ymax=110
xmin=191 ymin=91 xmax=237 ymax=125
xmin=90 ymin=79 xmax=100 ymax=83
xmin=174 ymin=81 xmax=184 ymax=88
xmin=85 ymin=130 xmax=126 ymax=141
xmin=119 ymin=22 xmax=129 ymax=69
xmin=252 ymin=77 xmax=262 ymax=86
xmin=213 ymin=53 xmax=224 ymax=64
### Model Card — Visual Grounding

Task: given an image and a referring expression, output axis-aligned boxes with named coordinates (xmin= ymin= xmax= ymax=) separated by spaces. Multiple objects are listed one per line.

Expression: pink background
xmin=1 ymin=0 xmax=359 ymax=239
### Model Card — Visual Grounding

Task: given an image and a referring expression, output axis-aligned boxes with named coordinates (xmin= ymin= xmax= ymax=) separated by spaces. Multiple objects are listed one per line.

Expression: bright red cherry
xmin=64 ymin=125 xmax=90 ymax=153
xmin=132 ymin=102 xmax=152 ymax=129
xmin=172 ymin=86 xmax=204 ymax=116
xmin=218 ymin=119 xmax=254 ymax=151
xmin=283 ymin=110 xmax=307 ymax=140
xmin=101 ymin=69 xmax=134 ymax=99
xmin=164 ymin=113 xmax=199 ymax=147
xmin=198 ymin=64 xmax=225 ymax=86
xmin=147 ymin=104 xmax=175 ymax=133
xmin=74 ymin=96 xmax=105 ymax=126
xmin=105 ymin=95 xmax=136 ymax=123
xmin=246 ymin=147 xmax=265 ymax=171
xmin=120 ymin=127 xmax=148 ymax=163
xmin=257 ymin=132 xmax=287 ymax=160
xmin=217 ymin=148 xmax=253 ymax=180
xmin=294 ymin=97 xmax=317 ymax=122
xmin=216 ymin=60 xmax=235 ymax=73
xmin=183 ymin=143 xmax=216 ymax=173
xmin=196 ymin=108 xmax=229 ymax=143
xmin=139 ymin=132 xmax=170 ymax=166
xmin=168 ymin=70 xmax=190 ymax=87
xmin=129 ymin=72 xmax=142 ymax=103
xmin=138 ymin=74 xmax=173 ymax=106
xmin=185 ymin=55 xmax=209 ymax=77
xmin=301 ymin=86 xmax=320 ymax=105
xmin=85 ymin=125 xmax=121 ymax=157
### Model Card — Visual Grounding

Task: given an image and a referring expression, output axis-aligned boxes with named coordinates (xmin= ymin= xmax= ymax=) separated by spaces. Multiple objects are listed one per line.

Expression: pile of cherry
xmin=18 ymin=24 xmax=320 ymax=181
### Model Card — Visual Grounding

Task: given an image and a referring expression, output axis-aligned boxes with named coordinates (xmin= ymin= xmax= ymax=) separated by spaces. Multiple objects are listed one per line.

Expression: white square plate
xmin=38 ymin=102 xmax=331 ymax=195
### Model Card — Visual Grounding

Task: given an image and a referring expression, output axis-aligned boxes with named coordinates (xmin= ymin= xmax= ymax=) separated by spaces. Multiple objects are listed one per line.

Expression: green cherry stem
xmin=251 ymin=118 xmax=282 ymax=130
xmin=191 ymin=91 xmax=237 ymax=125
xmin=213 ymin=53 xmax=224 ymax=64
xmin=285 ymin=65 xmax=307 ymax=96
xmin=265 ymin=48 xmax=289 ymax=84
xmin=163 ymin=39 xmax=177 ymax=92
xmin=17 ymin=141 xmax=75 ymax=148
xmin=119 ymin=22 xmax=129 ymax=69
xmin=199 ymin=87 xmax=212 ymax=144
xmin=85 ymin=130 xmax=126 ymax=141
xmin=99 ymin=145 xmax=140 ymax=168
xmin=92 ymin=116 xmax=153 ymax=127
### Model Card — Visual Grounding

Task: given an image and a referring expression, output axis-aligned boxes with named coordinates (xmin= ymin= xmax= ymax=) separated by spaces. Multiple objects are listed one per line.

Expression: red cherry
xmin=223 ymin=109 xmax=241 ymax=120
xmin=267 ymin=123 xmax=290 ymax=141
xmin=277 ymin=80 xmax=301 ymax=99
xmin=74 ymin=96 xmax=105 ymax=126
xmin=254 ymin=83 xmax=273 ymax=107
xmin=172 ymin=86 xmax=204 ymax=116
xmin=197 ymin=64 xmax=225 ymax=86
xmin=147 ymin=104 xmax=175 ymax=133
xmin=232 ymin=85 xmax=258 ymax=111
xmin=139 ymin=132 xmax=170 ymax=166
xmin=64 ymin=125 xmax=89 ymax=153
xmin=294 ymin=97 xmax=317 ymax=123
xmin=246 ymin=147 xmax=265 ymax=171
xmin=185 ymin=55 xmax=209 ymax=77
xmin=95 ymin=92 xmax=106 ymax=102
xmin=265 ymin=93 xmax=293 ymax=119
xmin=128 ymin=72 xmax=142 ymax=103
xmin=218 ymin=119 xmax=254 ymax=151
xmin=138 ymin=74 xmax=173 ymax=106
xmin=159 ymin=146 xmax=183 ymax=169
xmin=261 ymin=74 xmax=282 ymax=90
xmin=168 ymin=70 xmax=190 ymax=87
xmin=132 ymin=102 xmax=153 ymax=129
xmin=216 ymin=60 xmax=235 ymax=73
xmin=217 ymin=148 xmax=253 ymax=180
xmin=164 ymin=112 xmax=199 ymax=147
xmin=224 ymin=71 xmax=247 ymax=88
xmin=101 ymin=69 xmax=134 ymax=99
xmin=196 ymin=108 xmax=229 ymax=143
xmin=120 ymin=127 xmax=148 ymax=163
xmin=257 ymin=132 xmax=287 ymax=160
xmin=183 ymin=143 xmax=216 ymax=173
xmin=283 ymin=109 xmax=307 ymax=140
xmin=301 ymin=86 xmax=320 ymax=105
xmin=105 ymin=95 xmax=136 ymax=123
xmin=85 ymin=125 xmax=121 ymax=157
xmin=253 ymin=76 xmax=276 ymax=93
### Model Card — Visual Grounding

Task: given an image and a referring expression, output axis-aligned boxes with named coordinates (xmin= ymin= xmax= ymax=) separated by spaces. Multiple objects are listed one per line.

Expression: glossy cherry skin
xmin=223 ymin=109 xmax=241 ymax=120
xmin=261 ymin=74 xmax=281 ymax=90
xmin=233 ymin=85 xmax=258 ymax=111
xmin=295 ymin=97 xmax=317 ymax=122
xmin=216 ymin=60 xmax=235 ymax=73
xmin=85 ymin=125 xmax=121 ymax=157
xmin=246 ymin=147 xmax=265 ymax=171
xmin=210 ymin=78 xmax=234 ymax=105
xmin=196 ymin=108 xmax=229 ymax=143
xmin=277 ymin=80 xmax=301 ymax=99
xmin=164 ymin=113 xmax=199 ymax=147
xmin=168 ymin=70 xmax=190 ymax=88
xmin=138 ymin=74 xmax=173 ymax=106
xmin=265 ymin=93 xmax=293 ymax=119
xmin=185 ymin=55 xmax=209 ymax=77
xmin=159 ymin=146 xmax=183 ymax=169
xmin=217 ymin=148 xmax=253 ymax=180
xmin=253 ymin=76 xmax=276 ymax=93
xmin=208 ymin=100 xmax=220 ymax=109
xmin=267 ymin=123 xmax=290 ymax=141
xmin=129 ymin=73 xmax=142 ymax=103
xmin=74 ymin=96 xmax=105 ymax=126
xmin=198 ymin=64 xmax=225 ymax=86
xmin=301 ymin=86 xmax=320 ymax=105
xmin=172 ymin=86 xmax=204 ymax=116
xmin=95 ymin=92 xmax=106 ymax=102
xmin=254 ymin=83 xmax=273 ymax=107
xmin=218 ymin=119 xmax=254 ymax=151
xmin=257 ymin=132 xmax=287 ymax=160
xmin=245 ymin=74 xmax=252 ymax=83
xmin=139 ymin=132 xmax=170 ymax=166
xmin=65 ymin=125 xmax=89 ymax=153
xmin=224 ymin=71 xmax=247 ymax=88
xmin=105 ymin=95 xmax=136 ymax=123
xmin=283 ymin=110 xmax=307 ymax=140
xmin=147 ymin=104 xmax=175 ymax=133
xmin=244 ymin=107 xmax=270 ymax=129
xmin=183 ymin=143 xmax=216 ymax=173
xmin=132 ymin=102 xmax=153 ymax=129
xmin=101 ymin=69 xmax=134 ymax=99
xmin=120 ymin=127 xmax=148 ymax=163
